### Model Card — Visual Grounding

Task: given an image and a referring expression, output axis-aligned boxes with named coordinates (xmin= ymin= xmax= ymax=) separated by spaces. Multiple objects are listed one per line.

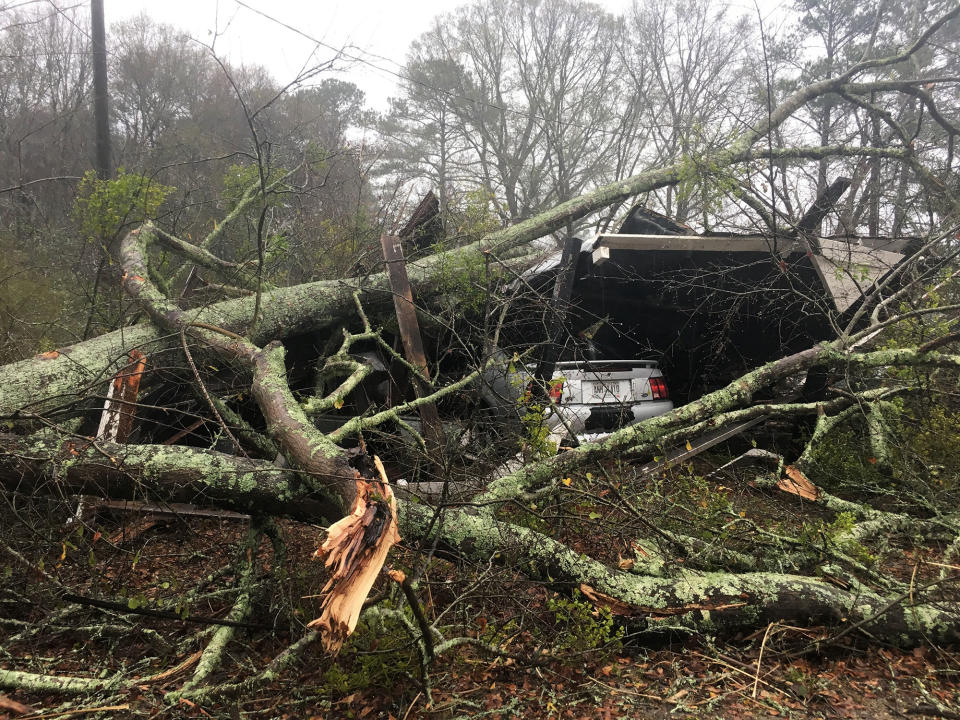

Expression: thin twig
xmin=179 ymin=326 xmax=246 ymax=457
xmin=396 ymin=574 xmax=435 ymax=660
xmin=753 ymin=621 xmax=778 ymax=698
xmin=18 ymin=705 xmax=131 ymax=720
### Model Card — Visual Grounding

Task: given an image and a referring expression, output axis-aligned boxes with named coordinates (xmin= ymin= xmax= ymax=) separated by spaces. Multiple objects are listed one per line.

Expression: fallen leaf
xmin=141 ymin=650 xmax=202 ymax=684
xmin=667 ymin=688 xmax=689 ymax=703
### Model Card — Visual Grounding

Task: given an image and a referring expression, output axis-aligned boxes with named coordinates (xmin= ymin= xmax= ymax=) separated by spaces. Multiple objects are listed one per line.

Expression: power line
xmin=43 ymin=0 xmax=93 ymax=42
xmin=0 ymin=1 xmax=85 ymax=32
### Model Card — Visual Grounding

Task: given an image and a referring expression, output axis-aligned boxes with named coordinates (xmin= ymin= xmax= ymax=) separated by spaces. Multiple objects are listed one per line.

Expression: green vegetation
xmin=321 ymin=605 xmax=419 ymax=693
xmin=73 ymin=169 xmax=175 ymax=244
xmin=546 ymin=589 xmax=624 ymax=657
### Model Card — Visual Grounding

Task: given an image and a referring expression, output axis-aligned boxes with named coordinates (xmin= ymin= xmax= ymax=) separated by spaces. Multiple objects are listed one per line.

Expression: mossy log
xmin=0 ymin=234 xmax=543 ymax=418
xmin=399 ymin=503 xmax=960 ymax=647
xmin=0 ymin=668 xmax=116 ymax=695
xmin=3 ymin=431 xmax=959 ymax=647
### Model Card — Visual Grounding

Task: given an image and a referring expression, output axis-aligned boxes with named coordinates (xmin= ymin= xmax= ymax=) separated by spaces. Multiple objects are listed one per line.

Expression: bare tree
xmin=385 ymin=0 xmax=624 ymax=227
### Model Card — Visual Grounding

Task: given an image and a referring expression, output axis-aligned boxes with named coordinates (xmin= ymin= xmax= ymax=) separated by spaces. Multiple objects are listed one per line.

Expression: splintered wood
xmin=96 ymin=349 xmax=147 ymax=442
xmin=777 ymin=465 xmax=820 ymax=501
xmin=308 ymin=456 xmax=400 ymax=653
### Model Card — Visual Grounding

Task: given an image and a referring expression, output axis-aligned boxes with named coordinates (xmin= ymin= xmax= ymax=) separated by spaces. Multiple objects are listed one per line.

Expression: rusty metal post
xmin=380 ymin=234 xmax=444 ymax=453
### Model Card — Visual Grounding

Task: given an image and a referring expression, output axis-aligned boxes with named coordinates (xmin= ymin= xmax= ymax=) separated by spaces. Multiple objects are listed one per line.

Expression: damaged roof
xmin=526 ymin=203 xmax=910 ymax=314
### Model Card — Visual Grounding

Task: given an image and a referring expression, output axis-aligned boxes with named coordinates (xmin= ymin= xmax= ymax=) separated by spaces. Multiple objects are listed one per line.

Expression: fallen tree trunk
xmin=0 ymin=432 xmax=310 ymax=518
xmin=0 ymin=240 xmax=544 ymax=418
xmin=3 ymin=431 xmax=959 ymax=647
xmin=399 ymin=503 xmax=960 ymax=647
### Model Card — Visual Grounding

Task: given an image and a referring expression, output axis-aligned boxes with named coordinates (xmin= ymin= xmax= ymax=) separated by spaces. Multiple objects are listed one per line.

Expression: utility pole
xmin=91 ymin=0 xmax=111 ymax=179
xmin=82 ymin=0 xmax=114 ymax=340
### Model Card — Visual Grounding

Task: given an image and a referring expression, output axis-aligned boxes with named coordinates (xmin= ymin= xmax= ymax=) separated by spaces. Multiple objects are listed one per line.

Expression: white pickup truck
xmin=483 ymin=356 xmax=674 ymax=444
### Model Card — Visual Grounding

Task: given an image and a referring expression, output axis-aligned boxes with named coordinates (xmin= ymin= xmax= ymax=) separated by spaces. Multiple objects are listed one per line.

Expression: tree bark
xmin=2 ymin=9 xmax=960 ymax=673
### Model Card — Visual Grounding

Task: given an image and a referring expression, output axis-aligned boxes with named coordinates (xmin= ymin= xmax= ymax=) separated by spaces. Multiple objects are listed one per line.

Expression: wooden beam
xmin=593 ymin=233 xmax=804 ymax=254
xmin=594 ymin=232 xmax=910 ymax=255
xmin=533 ymin=236 xmax=581 ymax=387
xmin=636 ymin=416 xmax=769 ymax=477
xmin=380 ymin=234 xmax=444 ymax=452
xmin=592 ymin=245 xmax=611 ymax=266
xmin=94 ymin=500 xmax=250 ymax=521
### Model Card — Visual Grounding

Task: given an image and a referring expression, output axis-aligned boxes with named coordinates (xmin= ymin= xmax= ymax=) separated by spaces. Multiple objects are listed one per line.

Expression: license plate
xmin=591 ymin=380 xmax=621 ymax=399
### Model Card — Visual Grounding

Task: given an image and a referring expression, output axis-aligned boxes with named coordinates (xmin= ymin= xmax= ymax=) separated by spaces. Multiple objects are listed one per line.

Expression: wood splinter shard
xmin=308 ymin=456 xmax=400 ymax=653
xmin=97 ymin=349 xmax=147 ymax=443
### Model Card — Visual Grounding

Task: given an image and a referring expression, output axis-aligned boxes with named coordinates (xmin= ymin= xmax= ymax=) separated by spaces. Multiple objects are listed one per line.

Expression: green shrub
xmin=808 ymin=426 xmax=887 ymax=492
xmin=546 ymin=589 xmax=623 ymax=657
xmin=73 ymin=169 xmax=174 ymax=243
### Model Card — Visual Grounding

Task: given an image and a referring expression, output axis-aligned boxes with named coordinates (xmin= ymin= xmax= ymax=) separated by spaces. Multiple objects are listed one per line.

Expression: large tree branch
xmin=0 ymin=237 xmax=544 ymax=418
xmin=0 ymin=432 xmax=317 ymax=518
xmin=145 ymin=221 xmax=266 ymax=292
xmin=119 ymin=226 xmax=358 ymax=514
xmin=399 ymin=503 xmax=960 ymax=646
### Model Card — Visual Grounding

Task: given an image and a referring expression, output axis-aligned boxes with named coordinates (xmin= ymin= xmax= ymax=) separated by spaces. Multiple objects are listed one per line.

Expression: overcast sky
xmin=108 ymin=0 xmax=789 ymax=111
xmin=108 ymin=0 xmax=559 ymax=109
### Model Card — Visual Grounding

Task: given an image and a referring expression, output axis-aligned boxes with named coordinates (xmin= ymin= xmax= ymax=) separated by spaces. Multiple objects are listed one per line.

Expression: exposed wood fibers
xmin=308 ymin=456 xmax=401 ymax=653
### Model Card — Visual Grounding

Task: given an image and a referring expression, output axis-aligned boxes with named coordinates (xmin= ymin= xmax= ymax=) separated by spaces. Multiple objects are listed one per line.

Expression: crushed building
xmin=516 ymin=186 xmax=912 ymax=402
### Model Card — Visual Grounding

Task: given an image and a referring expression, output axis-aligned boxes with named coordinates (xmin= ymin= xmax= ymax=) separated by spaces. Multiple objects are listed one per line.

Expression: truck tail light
xmin=649 ymin=377 xmax=669 ymax=400
xmin=524 ymin=379 xmax=565 ymax=403
xmin=548 ymin=379 xmax=565 ymax=403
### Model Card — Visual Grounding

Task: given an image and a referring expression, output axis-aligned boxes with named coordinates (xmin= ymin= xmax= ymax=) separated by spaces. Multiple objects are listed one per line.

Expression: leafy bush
xmin=73 ymin=169 xmax=174 ymax=243
xmin=808 ymin=426 xmax=887 ymax=493
xmin=897 ymin=404 xmax=960 ymax=490
xmin=546 ymin=589 xmax=623 ymax=657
